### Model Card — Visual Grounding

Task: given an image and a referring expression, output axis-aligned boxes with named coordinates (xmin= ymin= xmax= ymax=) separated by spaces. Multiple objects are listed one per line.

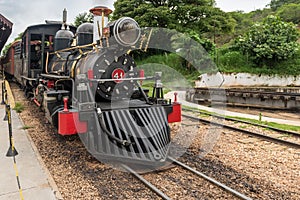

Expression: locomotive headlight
xmin=110 ymin=17 xmax=141 ymax=47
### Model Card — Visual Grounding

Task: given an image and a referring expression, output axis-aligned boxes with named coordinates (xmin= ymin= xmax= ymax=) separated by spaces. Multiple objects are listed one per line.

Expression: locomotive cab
xmin=11 ymin=22 xmax=76 ymax=95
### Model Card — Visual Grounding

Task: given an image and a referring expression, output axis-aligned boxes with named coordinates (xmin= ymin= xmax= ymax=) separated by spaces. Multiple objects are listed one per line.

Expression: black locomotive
xmin=0 ymin=6 xmax=181 ymax=166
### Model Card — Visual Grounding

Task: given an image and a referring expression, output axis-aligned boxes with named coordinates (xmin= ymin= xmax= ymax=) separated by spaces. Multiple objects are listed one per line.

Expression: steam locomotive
xmin=0 ymin=6 xmax=181 ymax=166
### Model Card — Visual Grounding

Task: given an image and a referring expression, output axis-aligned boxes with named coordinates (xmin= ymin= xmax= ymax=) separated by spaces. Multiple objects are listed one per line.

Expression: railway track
xmin=122 ymin=157 xmax=252 ymax=200
xmin=186 ymin=87 xmax=300 ymax=109
xmin=191 ymin=87 xmax=300 ymax=97
xmin=182 ymin=109 xmax=300 ymax=149
xmin=9 ymin=83 xmax=300 ymax=199
xmin=183 ymin=108 xmax=300 ymax=137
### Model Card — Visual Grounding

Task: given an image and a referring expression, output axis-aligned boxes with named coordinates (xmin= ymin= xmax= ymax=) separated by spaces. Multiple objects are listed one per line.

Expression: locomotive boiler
xmin=1 ymin=6 xmax=181 ymax=166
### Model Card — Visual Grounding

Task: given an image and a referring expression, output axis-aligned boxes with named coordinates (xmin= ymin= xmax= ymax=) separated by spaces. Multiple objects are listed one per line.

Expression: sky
xmin=1 ymin=0 xmax=271 ymax=45
xmin=215 ymin=0 xmax=270 ymax=12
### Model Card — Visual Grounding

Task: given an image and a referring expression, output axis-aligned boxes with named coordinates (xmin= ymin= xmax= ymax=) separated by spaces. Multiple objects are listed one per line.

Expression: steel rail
xmin=122 ymin=160 xmax=252 ymax=200
xmin=182 ymin=114 xmax=300 ymax=149
xmin=168 ymin=157 xmax=252 ymax=200
xmin=182 ymin=108 xmax=300 ymax=138
xmin=121 ymin=164 xmax=171 ymax=200
xmin=192 ymin=87 xmax=300 ymax=96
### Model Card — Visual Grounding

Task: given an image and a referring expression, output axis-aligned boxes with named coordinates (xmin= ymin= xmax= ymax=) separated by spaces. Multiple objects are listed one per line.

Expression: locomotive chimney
xmin=89 ymin=6 xmax=112 ymax=44
xmin=63 ymin=8 xmax=67 ymax=25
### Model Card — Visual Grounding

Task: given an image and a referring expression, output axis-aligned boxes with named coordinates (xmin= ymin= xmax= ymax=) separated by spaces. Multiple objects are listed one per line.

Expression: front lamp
xmin=109 ymin=17 xmax=141 ymax=47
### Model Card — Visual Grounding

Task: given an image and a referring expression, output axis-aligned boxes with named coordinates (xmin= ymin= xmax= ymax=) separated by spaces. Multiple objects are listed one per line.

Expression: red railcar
xmin=1 ymin=40 xmax=21 ymax=78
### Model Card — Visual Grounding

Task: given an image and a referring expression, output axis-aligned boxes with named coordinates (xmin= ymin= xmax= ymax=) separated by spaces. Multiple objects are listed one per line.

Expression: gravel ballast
xmin=10 ymin=84 xmax=300 ymax=199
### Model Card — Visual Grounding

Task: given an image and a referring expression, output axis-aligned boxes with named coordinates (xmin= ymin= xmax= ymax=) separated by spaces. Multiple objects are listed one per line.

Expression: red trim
xmin=174 ymin=92 xmax=178 ymax=103
xmin=87 ymin=69 xmax=94 ymax=87
xmin=89 ymin=6 xmax=112 ymax=16
xmin=168 ymin=103 xmax=182 ymax=123
xmin=0 ymin=14 xmax=13 ymax=28
xmin=33 ymin=99 xmax=41 ymax=107
xmin=139 ymin=69 xmax=144 ymax=85
xmin=47 ymin=80 xmax=55 ymax=88
xmin=88 ymin=69 xmax=94 ymax=79
xmin=63 ymin=98 xmax=69 ymax=112
xmin=58 ymin=110 xmax=87 ymax=135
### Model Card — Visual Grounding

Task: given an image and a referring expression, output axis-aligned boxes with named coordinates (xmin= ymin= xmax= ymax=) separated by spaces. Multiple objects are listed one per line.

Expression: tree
xmin=269 ymin=0 xmax=300 ymax=11
xmin=276 ymin=3 xmax=300 ymax=24
xmin=226 ymin=9 xmax=272 ymax=40
xmin=113 ymin=0 xmax=176 ymax=28
xmin=171 ymin=30 xmax=216 ymax=71
xmin=113 ymin=0 xmax=235 ymax=35
xmin=112 ymin=0 xmax=237 ymax=60
xmin=113 ymin=0 xmax=143 ymax=21
xmin=236 ymin=15 xmax=299 ymax=66
xmin=73 ymin=12 xmax=93 ymax=27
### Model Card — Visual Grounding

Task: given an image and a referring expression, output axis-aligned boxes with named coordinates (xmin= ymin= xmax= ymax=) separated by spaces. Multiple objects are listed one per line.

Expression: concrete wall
xmin=195 ymin=72 xmax=300 ymax=87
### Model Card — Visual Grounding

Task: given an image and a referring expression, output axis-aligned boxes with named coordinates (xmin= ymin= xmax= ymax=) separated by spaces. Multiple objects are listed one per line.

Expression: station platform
xmin=0 ymin=85 xmax=61 ymax=199
xmin=166 ymin=91 xmax=300 ymax=126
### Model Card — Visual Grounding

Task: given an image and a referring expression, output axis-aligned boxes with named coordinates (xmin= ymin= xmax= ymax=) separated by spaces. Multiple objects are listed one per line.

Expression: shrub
xmin=218 ymin=51 xmax=254 ymax=72
xmin=236 ymin=15 xmax=300 ymax=66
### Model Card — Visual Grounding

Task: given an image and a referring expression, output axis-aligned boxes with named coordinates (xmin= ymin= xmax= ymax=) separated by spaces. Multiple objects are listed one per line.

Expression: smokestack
xmin=90 ymin=6 xmax=112 ymax=44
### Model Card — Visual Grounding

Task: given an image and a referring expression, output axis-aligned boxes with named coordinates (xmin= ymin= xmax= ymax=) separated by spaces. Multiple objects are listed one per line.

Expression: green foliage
xmin=113 ymin=0 xmax=236 ymax=36
xmin=21 ymin=125 xmax=34 ymax=130
xmin=216 ymin=46 xmax=300 ymax=75
xmin=235 ymin=15 xmax=300 ymax=66
xmin=187 ymin=30 xmax=215 ymax=53
xmin=271 ymin=48 xmax=300 ymax=74
xmin=184 ymin=105 xmax=300 ymax=132
xmin=1 ymin=33 xmax=22 ymax=56
xmin=1 ymin=44 xmax=10 ymax=56
xmin=231 ymin=116 xmax=300 ymax=132
xmin=113 ymin=0 xmax=176 ymax=28
xmin=170 ymin=31 xmax=216 ymax=71
xmin=270 ymin=0 xmax=300 ymax=11
xmin=73 ymin=12 xmax=93 ymax=27
xmin=136 ymin=53 xmax=201 ymax=85
xmin=69 ymin=1 xmax=300 ymax=76
xmin=276 ymin=3 xmax=300 ymax=24
xmin=13 ymin=102 xmax=25 ymax=113
xmin=217 ymin=51 xmax=254 ymax=72
xmin=229 ymin=9 xmax=272 ymax=35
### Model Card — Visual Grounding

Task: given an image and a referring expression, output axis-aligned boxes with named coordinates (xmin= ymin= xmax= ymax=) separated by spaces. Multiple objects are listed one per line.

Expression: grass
xmin=13 ymin=102 xmax=25 ymax=113
xmin=21 ymin=125 xmax=33 ymax=130
xmin=182 ymin=105 xmax=300 ymax=132
xmin=140 ymin=81 xmax=172 ymax=98
xmin=216 ymin=48 xmax=300 ymax=76
xmin=226 ymin=116 xmax=300 ymax=132
xmin=135 ymin=48 xmax=300 ymax=83
xmin=263 ymin=121 xmax=300 ymax=132
xmin=239 ymin=125 xmax=248 ymax=129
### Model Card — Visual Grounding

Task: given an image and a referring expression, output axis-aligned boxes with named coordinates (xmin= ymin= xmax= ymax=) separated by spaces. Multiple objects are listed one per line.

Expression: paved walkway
xmin=0 ymin=81 xmax=61 ymax=200
xmin=166 ymin=91 xmax=300 ymax=126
